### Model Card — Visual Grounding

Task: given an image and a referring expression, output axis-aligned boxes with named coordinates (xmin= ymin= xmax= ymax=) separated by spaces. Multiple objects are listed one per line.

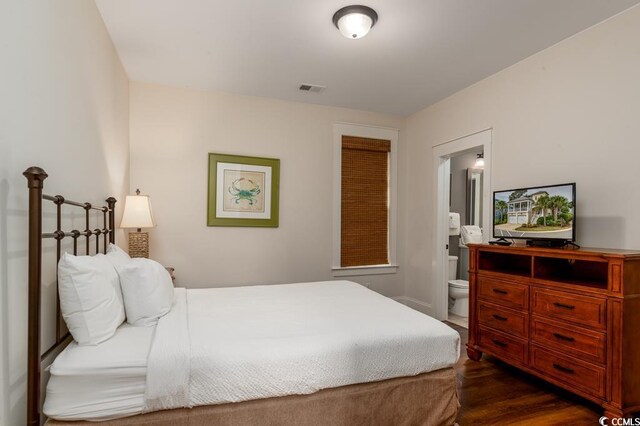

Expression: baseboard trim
xmin=392 ymin=296 xmax=433 ymax=316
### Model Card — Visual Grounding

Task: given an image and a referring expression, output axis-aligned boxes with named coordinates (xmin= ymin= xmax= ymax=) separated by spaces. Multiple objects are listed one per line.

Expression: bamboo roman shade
xmin=341 ymin=136 xmax=391 ymax=267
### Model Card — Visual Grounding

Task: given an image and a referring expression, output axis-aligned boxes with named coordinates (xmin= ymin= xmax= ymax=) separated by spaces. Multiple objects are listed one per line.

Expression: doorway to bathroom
xmin=432 ymin=129 xmax=492 ymax=326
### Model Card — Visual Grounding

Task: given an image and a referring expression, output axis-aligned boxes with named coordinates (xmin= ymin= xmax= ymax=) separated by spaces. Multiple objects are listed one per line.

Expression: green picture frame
xmin=207 ymin=153 xmax=280 ymax=227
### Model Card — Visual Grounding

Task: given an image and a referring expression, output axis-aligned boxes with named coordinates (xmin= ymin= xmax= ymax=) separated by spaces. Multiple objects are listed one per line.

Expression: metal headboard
xmin=23 ymin=166 xmax=117 ymax=426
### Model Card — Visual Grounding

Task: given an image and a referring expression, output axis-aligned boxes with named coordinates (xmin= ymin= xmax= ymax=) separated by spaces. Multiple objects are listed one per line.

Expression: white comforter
xmin=144 ymin=281 xmax=460 ymax=412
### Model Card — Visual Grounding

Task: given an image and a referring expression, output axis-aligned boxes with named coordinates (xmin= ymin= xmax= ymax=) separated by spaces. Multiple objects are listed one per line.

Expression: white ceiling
xmin=96 ymin=0 xmax=640 ymax=116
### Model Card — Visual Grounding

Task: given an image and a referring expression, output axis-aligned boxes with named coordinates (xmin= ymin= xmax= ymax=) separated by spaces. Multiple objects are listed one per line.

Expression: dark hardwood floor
xmin=448 ymin=322 xmax=611 ymax=425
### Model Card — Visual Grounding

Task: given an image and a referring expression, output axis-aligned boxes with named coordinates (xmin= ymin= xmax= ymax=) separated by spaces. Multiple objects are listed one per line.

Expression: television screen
xmin=493 ymin=183 xmax=576 ymax=241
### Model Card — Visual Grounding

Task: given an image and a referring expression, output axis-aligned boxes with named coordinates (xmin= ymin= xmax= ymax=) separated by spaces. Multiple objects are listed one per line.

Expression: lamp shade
xmin=120 ymin=194 xmax=155 ymax=229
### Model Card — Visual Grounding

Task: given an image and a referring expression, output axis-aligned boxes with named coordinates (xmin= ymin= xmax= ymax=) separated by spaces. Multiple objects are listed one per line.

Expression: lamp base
xmin=128 ymin=231 xmax=149 ymax=258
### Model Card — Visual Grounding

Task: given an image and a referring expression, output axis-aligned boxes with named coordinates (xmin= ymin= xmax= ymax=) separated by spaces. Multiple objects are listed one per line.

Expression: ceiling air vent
xmin=299 ymin=83 xmax=326 ymax=93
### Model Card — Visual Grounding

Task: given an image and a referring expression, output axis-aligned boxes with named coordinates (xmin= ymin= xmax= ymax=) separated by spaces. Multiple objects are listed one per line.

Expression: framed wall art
xmin=207 ymin=153 xmax=280 ymax=227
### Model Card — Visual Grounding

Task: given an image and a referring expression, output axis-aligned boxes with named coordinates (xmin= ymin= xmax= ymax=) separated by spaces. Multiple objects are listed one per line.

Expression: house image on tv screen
xmin=507 ymin=191 xmax=548 ymax=225
xmin=494 ymin=184 xmax=574 ymax=240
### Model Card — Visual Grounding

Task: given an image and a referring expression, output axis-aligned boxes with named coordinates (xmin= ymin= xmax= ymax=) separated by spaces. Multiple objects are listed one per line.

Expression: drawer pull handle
xmin=492 ymin=314 xmax=508 ymax=321
xmin=553 ymin=332 xmax=575 ymax=342
xmin=492 ymin=288 xmax=508 ymax=295
xmin=553 ymin=302 xmax=575 ymax=310
xmin=552 ymin=363 xmax=575 ymax=374
xmin=492 ymin=339 xmax=507 ymax=348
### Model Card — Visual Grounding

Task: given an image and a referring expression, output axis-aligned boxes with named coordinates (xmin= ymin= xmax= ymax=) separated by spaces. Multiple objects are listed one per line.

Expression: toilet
xmin=448 ymin=255 xmax=469 ymax=317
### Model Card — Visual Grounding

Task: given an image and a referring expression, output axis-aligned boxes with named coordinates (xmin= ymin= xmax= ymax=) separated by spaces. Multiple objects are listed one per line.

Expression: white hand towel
xmin=461 ymin=225 xmax=483 ymax=245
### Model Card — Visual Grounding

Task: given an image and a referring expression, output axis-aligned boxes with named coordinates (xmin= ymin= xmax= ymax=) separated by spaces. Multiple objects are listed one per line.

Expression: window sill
xmin=332 ymin=264 xmax=398 ymax=277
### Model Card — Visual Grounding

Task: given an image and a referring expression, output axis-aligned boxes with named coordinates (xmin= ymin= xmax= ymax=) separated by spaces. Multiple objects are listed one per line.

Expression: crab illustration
xmin=228 ymin=178 xmax=261 ymax=205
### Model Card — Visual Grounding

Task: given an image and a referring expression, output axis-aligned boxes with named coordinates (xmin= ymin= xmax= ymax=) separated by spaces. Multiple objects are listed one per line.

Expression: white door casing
xmin=432 ymin=128 xmax=492 ymax=321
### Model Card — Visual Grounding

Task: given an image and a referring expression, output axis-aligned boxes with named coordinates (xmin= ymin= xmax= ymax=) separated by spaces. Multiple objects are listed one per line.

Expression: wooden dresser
xmin=466 ymin=244 xmax=640 ymax=418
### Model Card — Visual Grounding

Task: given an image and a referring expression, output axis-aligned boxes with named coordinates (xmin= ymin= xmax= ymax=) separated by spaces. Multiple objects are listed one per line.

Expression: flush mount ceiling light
xmin=332 ymin=5 xmax=378 ymax=39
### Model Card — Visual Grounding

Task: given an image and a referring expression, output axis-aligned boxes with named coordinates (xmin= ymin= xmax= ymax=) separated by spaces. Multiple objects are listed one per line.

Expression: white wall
xmin=129 ymin=82 xmax=406 ymax=297
xmin=0 ymin=1 xmax=129 ymax=424
xmin=403 ymin=5 xmax=640 ymax=308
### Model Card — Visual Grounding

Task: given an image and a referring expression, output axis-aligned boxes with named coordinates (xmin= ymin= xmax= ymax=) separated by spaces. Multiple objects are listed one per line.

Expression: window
xmin=341 ymin=136 xmax=390 ymax=267
xmin=333 ymin=124 xmax=398 ymax=276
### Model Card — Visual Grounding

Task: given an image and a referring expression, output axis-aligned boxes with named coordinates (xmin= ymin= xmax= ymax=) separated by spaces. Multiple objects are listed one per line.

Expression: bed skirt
xmin=46 ymin=367 xmax=459 ymax=426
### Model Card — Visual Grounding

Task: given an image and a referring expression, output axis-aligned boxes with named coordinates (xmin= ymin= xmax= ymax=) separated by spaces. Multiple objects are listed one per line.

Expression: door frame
xmin=432 ymin=128 xmax=493 ymax=321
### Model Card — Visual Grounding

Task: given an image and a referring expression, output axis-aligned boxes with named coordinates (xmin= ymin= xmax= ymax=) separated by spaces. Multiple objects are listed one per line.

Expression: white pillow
xmin=58 ymin=253 xmax=126 ymax=345
xmin=119 ymin=258 xmax=174 ymax=326
xmin=94 ymin=253 xmax=125 ymax=307
xmin=105 ymin=243 xmax=131 ymax=270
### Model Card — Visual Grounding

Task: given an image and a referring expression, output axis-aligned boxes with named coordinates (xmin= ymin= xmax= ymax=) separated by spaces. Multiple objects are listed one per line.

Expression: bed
xmin=24 ymin=166 xmax=460 ymax=426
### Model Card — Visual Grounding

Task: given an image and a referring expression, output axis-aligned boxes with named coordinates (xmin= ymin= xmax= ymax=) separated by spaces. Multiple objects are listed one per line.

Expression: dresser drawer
xmin=530 ymin=345 xmax=605 ymax=399
xmin=531 ymin=287 xmax=606 ymax=330
xmin=478 ymin=276 xmax=529 ymax=309
xmin=478 ymin=326 xmax=528 ymax=365
xmin=477 ymin=302 xmax=528 ymax=337
xmin=531 ymin=317 xmax=606 ymax=364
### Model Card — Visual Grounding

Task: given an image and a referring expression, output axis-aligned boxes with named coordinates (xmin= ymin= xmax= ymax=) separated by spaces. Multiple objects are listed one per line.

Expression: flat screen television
xmin=493 ymin=183 xmax=576 ymax=242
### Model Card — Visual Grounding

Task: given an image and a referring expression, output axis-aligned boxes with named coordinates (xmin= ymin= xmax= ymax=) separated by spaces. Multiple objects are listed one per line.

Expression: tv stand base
xmin=489 ymin=238 xmax=512 ymax=246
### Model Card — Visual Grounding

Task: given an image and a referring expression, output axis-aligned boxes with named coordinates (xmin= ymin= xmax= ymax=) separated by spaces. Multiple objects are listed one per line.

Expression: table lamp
xmin=120 ymin=189 xmax=156 ymax=258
